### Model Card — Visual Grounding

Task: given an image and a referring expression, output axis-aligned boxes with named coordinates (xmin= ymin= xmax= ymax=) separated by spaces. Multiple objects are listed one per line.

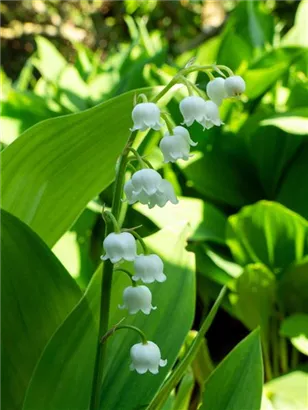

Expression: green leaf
xmin=1 ymin=209 xmax=81 ymax=410
xmin=280 ymin=314 xmax=308 ymax=355
xmin=34 ymin=36 xmax=67 ymax=82
xmin=1 ymin=88 xmax=154 ymax=247
xmin=282 ymin=0 xmax=308 ymax=48
xmin=172 ymin=370 xmax=194 ymax=410
xmin=200 ymin=329 xmax=263 ymax=410
xmin=278 ymin=257 xmax=308 ymax=314
xmin=235 ymin=263 xmax=275 ymax=336
xmin=264 ymin=371 xmax=308 ymax=409
xmin=244 ymin=125 xmax=304 ymax=198
xmin=277 ymin=140 xmax=308 ymax=220
xmin=134 ymin=196 xmax=227 ymax=245
xmin=226 ymin=200 xmax=308 ymax=271
xmin=261 ymin=110 xmax=308 ymax=135
xmin=244 ymin=48 xmax=305 ymax=99
xmin=23 ymin=224 xmax=195 ymax=410
xmin=180 ymin=136 xmax=263 ymax=208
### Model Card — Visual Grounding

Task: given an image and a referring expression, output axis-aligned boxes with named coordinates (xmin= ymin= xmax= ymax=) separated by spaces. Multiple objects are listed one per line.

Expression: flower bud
xmin=101 ymin=232 xmax=136 ymax=264
xmin=224 ymin=75 xmax=246 ymax=97
xmin=130 ymin=341 xmax=167 ymax=374
xmin=179 ymin=96 xmax=207 ymax=127
xmin=206 ymin=77 xmax=227 ymax=106
xmin=159 ymin=126 xmax=197 ymax=163
xmin=124 ymin=169 xmax=179 ymax=208
xmin=202 ymin=100 xmax=223 ymax=129
xmin=119 ymin=285 xmax=157 ymax=315
xmin=131 ymin=102 xmax=162 ymax=131
xmin=133 ymin=254 xmax=166 ymax=284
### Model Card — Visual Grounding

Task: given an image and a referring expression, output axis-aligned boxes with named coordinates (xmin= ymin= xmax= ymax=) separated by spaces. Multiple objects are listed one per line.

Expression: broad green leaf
xmin=282 ymin=0 xmax=308 ymax=48
xmin=277 ymin=140 xmax=308 ymax=220
xmin=1 ymin=209 xmax=81 ymax=410
xmin=1 ymin=88 xmax=154 ymax=247
xmin=278 ymin=257 xmax=308 ymax=314
xmin=180 ymin=136 xmax=263 ymax=208
xmin=261 ymin=109 xmax=308 ymax=135
xmin=226 ymin=201 xmax=308 ymax=270
xmin=23 ymin=224 xmax=195 ymax=410
xmin=34 ymin=36 xmax=67 ymax=82
xmin=235 ymin=263 xmax=275 ymax=336
xmin=244 ymin=125 xmax=304 ymax=198
xmin=264 ymin=371 xmax=308 ymax=410
xmin=134 ymin=196 xmax=227 ymax=244
xmin=201 ymin=329 xmax=263 ymax=410
xmin=280 ymin=314 xmax=308 ymax=355
xmin=244 ymin=48 xmax=305 ymax=99
xmin=172 ymin=370 xmax=194 ymax=410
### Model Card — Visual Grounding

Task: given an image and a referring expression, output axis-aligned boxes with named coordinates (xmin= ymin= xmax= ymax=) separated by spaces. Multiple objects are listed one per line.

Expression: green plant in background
xmin=1 ymin=1 xmax=308 ymax=410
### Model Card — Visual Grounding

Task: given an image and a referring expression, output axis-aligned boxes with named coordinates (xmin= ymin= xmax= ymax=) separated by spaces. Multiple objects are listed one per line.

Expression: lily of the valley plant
xmin=90 ymin=65 xmax=246 ymax=410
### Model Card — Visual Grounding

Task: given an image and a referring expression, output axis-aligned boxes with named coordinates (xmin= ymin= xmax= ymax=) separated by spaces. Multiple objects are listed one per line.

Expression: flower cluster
xmin=100 ymin=71 xmax=245 ymax=375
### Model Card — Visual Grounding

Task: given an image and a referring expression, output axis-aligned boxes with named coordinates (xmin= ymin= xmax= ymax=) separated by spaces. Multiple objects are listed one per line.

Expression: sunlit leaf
xmin=201 ymin=329 xmax=263 ymax=410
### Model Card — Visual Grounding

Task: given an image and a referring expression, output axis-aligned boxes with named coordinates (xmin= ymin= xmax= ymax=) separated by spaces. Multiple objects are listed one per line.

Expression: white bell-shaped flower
xmin=224 ymin=75 xmax=246 ymax=97
xmin=206 ymin=77 xmax=227 ymax=106
xmin=202 ymin=101 xmax=223 ymax=129
xmin=131 ymin=102 xmax=162 ymax=131
xmin=101 ymin=232 xmax=136 ymax=264
xmin=133 ymin=254 xmax=166 ymax=284
xmin=130 ymin=341 xmax=167 ymax=374
xmin=179 ymin=96 xmax=207 ymax=127
xmin=119 ymin=285 xmax=157 ymax=315
xmin=159 ymin=126 xmax=197 ymax=163
xmin=124 ymin=169 xmax=179 ymax=208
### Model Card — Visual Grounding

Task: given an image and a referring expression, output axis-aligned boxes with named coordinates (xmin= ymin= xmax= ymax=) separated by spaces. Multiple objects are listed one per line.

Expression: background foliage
xmin=1 ymin=1 xmax=308 ymax=410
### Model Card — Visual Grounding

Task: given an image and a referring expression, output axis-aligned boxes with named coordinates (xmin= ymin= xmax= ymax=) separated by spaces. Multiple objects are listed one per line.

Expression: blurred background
xmin=1 ymin=0 xmax=308 ymax=401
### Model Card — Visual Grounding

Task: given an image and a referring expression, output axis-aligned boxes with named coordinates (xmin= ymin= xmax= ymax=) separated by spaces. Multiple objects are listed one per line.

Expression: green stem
xmin=90 ymin=131 xmax=138 ymax=410
xmin=161 ymin=112 xmax=174 ymax=134
xmin=291 ymin=346 xmax=299 ymax=369
xmin=101 ymin=324 xmax=147 ymax=345
xmin=130 ymin=230 xmax=148 ymax=255
xmin=262 ymin=338 xmax=273 ymax=381
xmin=128 ymin=147 xmax=145 ymax=168
xmin=280 ymin=335 xmax=289 ymax=374
xmin=113 ymin=268 xmax=134 ymax=283
xmin=103 ymin=211 xmax=120 ymax=233
xmin=148 ymin=286 xmax=227 ymax=410
xmin=272 ymin=318 xmax=279 ymax=377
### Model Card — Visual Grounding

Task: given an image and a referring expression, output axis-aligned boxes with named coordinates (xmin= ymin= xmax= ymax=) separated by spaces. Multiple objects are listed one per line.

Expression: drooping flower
xmin=119 ymin=285 xmax=156 ymax=315
xmin=202 ymin=100 xmax=223 ymax=129
xmin=133 ymin=254 xmax=166 ymax=284
xmin=179 ymin=96 xmax=207 ymax=127
xmin=130 ymin=341 xmax=167 ymax=374
xmin=131 ymin=102 xmax=162 ymax=131
xmin=101 ymin=232 xmax=136 ymax=264
xmin=206 ymin=77 xmax=227 ymax=106
xmin=224 ymin=75 xmax=246 ymax=97
xmin=159 ymin=126 xmax=197 ymax=163
xmin=124 ymin=169 xmax=179 ymax=208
